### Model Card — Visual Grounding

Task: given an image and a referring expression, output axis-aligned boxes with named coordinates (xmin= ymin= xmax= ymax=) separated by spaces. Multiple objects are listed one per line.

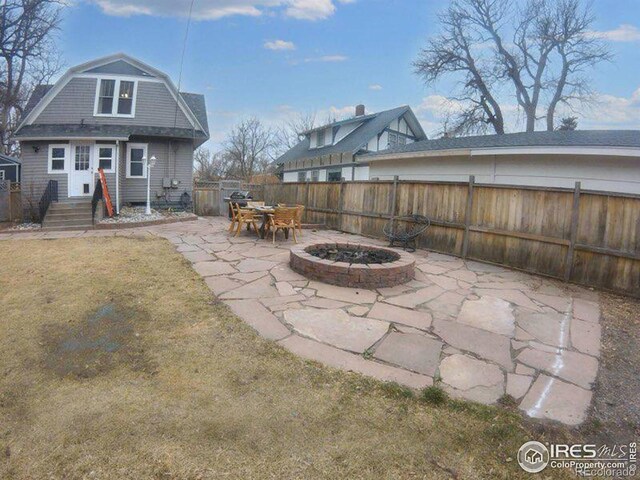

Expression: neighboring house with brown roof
xmin=14 ymin=53 xmax=209 ymax=223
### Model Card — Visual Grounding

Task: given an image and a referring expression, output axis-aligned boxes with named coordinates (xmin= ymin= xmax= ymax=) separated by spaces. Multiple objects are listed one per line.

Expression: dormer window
xmin=95 ymin=78 xmax=137 ymax=117
xmin=317 ymin=129 xmax=325 ymax=148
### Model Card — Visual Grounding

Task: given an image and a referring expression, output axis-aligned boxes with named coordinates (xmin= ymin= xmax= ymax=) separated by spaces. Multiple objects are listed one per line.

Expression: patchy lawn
xmin=0 ymin=237 xmax=576 ymax=479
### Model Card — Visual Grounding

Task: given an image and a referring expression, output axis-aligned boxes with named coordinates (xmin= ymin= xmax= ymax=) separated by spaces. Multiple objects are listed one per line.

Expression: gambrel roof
xmin=14 ymin=53 xmax=208 ymax=142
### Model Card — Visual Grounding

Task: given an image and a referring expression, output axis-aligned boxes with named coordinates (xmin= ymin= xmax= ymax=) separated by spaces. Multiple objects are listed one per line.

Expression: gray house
xmin=14 ymin=53 xmax=209 ymax=224
xmin=277 ymin=105 xmax=426 ymax=182
xmin=0 ymin=153 xmax=20 ymax=183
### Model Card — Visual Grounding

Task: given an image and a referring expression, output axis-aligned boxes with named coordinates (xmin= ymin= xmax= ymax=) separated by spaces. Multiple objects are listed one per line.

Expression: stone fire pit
xmin=290 ymin=243 xmax=415 ymax=288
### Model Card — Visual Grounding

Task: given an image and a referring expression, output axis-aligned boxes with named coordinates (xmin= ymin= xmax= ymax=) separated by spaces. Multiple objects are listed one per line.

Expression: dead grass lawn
xmin=0 ymin=237 xmax=575 ymax=479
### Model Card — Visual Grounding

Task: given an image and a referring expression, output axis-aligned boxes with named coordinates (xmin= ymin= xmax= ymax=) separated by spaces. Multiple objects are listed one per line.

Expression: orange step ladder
xmin=98 ymin=168 xmax=114 ymax=217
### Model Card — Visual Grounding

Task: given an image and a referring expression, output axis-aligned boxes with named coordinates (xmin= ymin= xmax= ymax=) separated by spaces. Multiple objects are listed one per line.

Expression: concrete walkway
xmin=0 ymin=217 xmax=602 ymax=426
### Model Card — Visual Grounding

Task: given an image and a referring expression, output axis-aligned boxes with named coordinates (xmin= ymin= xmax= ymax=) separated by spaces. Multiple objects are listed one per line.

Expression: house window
xmin=311 ymin=170 xmax=320 ymax=182
xmin=75 ymin=145 xmax=91 ymax=171
xmin=97 ymin=79 xmax=115 ymax=114
xmin=0 ymin=171 xmax=4 ymax=180
xmin=117 ymin=81 xmax=134 ymax=115
xmin=48 ymin=144 xmax=68 ymax=173
xmin=388 ymin=132 xmax=398 ymax=149
xmin=328 ymin=169 xmax=342 ymax=182
xmin=97 ymin=145 xmax=114 ymax=172
xmin=127 ymin=143 xmax=147 ymax=178
xmin=95 ymin=78 xmax=137 ymax=117
xmin=399 ymin=135 xmax=407 ymax=146
xmin=316 ymin=129 xmax=325 ymax=148
xmin=298 ymin=171 xmax=307 ymax=182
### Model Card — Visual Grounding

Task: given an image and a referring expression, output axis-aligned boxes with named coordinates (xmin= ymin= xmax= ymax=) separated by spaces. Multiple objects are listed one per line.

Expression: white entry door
xmin=69 ymin=143 xmax=93 ymax=197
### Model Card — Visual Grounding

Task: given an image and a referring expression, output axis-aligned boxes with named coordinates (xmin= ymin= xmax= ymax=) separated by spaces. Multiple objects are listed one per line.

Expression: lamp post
xmin=145 ymin=155 xmax=157 ymax=215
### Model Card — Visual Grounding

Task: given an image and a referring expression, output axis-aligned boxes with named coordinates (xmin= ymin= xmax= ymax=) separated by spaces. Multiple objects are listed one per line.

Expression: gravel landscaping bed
xmin=8 ymin=222 xmax=41 ymax=231
xmin=99 ymin=206 xmax=193 ymax=224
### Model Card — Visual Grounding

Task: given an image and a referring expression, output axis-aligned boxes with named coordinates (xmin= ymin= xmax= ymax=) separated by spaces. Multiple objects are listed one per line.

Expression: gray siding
xmin=20 ymin=139 xmax=195 ymax=212
xmin=20 ymin=141 xmax=69 ymax=216
xmin=34 ymin=77 xmax=192 ymax=129
xmin=85 ymin=60 xmax=155 ymax=77
xmin=120 ymin=138 xmax=194 ymax=203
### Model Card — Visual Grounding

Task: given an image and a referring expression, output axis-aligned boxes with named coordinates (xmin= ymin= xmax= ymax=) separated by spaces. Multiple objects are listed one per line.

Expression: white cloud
xmin=89 ymin=0 xmax=348 ymax=20
xmin=415 ymin=89 xmax=640 ymax=136
xmin=303 ymin=54 xmax=348 ymax=62
xmin=369 ymin=84 xmax=383 ymax=91
xmin=264 ymin=39 xmax=296 ymax=50
xmin=588 ymin=24 xmax=640 ymax=42
xmin=285 ymin=0 xmax=335 ymax=20
xmin=576 ymin=88 xmax=640 ymax=129
xmin=415 ymin=95 xmax=465 ymax=118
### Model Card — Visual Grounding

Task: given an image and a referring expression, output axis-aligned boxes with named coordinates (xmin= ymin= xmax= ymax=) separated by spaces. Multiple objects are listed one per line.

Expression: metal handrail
xmin=91 ymin=177 xmax=103 ymax=222
xmin=38 ymin=180 xmax=58 ymax=225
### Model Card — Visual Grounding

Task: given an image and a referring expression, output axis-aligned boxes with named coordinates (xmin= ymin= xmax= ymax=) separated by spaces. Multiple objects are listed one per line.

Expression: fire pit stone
xmin=290 ymin=242 xmax=415 ymax=289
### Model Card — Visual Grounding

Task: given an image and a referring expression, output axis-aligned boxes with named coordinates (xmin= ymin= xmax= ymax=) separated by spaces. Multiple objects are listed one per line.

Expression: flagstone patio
xmin=0 ymin=217 xmax=603 ymax=426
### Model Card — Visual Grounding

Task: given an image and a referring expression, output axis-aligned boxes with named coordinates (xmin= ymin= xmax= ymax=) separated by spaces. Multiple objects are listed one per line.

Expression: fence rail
xmin=260 ymin=178 xmax=640 ymax=298
xmin=192 ymin=181 xmax=265 ymax=216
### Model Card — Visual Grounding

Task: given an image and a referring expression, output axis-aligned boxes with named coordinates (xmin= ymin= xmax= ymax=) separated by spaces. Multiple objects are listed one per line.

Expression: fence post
xmin=564 ymin=181 xmax=581 ymax=282
xmin=462 ymin=175 xmax=475 ymax=258
xmin=305 ymin=180 xmax=310 ymax=208
xmin=338 ymin=179 xmax=345 ymax=230
xmin=389 ymin=176 xmax=399 ymax=235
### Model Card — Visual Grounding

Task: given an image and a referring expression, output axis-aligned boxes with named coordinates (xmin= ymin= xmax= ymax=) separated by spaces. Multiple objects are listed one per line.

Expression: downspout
xmin=115 ymin=140 xmax=120 ymax=214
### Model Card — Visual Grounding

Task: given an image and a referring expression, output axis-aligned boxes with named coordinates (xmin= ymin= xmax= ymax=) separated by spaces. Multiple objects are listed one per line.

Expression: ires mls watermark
xmin=518 ymin=441 xmax=637 ymax=477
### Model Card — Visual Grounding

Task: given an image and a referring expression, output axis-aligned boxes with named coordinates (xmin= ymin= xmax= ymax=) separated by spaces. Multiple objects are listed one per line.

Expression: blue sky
xmin=60 ymin=0 xmax=640 ymax=147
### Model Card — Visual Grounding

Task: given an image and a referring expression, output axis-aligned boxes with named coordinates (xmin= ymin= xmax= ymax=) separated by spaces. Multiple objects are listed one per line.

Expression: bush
xmin=421 ymin=385 xmax=448 ymax=406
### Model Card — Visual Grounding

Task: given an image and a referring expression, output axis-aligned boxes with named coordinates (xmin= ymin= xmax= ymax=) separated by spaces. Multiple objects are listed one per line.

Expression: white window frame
xmin=316 ymin=129 xmax=325 ymax=148
xmin=126 ymin=143 xmax=148 ymax=179
xmin=94 ymin=77 xmax=138 ymax=118
xmin=297 ymin=171 xmax=307 ymax=182
xmin=311 ymin=170 xmax=320 ymax=182
xmin=96 ymin=144 xmax=115 ymax=173
xmin=48 ymin=144 xmax=69 ymax=174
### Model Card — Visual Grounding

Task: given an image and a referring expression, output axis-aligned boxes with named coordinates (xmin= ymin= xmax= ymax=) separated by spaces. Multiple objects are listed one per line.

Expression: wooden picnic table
xmin=253 ymin=206 xmax=275 ymax=239
xmin=241 ymin=205 xmax=294 ymax=240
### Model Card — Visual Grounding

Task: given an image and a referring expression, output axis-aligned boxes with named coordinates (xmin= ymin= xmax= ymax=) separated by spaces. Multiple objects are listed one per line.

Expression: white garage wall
xmin=367 ymin=153 xmax=640 ymax=194
xmin=354 ymin=165 xmax=370 ymax=180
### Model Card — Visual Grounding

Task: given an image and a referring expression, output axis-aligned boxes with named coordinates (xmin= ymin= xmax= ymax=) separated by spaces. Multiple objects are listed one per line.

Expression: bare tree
xmin=273 ymin=111 xmax=317 ymax=157
xmin=223 ymin=117 xmax=275 ymax=180
xmin=0 ymin=0 xmax=64 ymax=154
xmin=414 ymin=0 xmax=610 ymax=135
xmin=193 ymin=147 xmax=231 ymax=181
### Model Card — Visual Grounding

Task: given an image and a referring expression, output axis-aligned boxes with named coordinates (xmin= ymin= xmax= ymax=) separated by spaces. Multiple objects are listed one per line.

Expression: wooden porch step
xmin=43 ymin=218 xmax=94 ymax=228
xmin=41 ymin=225 xmax=94 ymax=232
xmin=46 ymin=210 xmax=93 ymax=219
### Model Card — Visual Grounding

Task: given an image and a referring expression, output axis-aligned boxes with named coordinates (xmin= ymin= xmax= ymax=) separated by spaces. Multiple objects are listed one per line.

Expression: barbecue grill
xmin=224 ymin=191 xmax=253 ymax=218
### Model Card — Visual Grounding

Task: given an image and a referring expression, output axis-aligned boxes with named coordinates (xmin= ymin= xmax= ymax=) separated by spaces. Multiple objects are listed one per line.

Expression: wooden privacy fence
xmin=0 ymin=181 xmax=22 ymax=222
xmin=262 ymin=178 xmax=640 ymax=298
xmin=192 ymin=181 xmax=265 ymax=216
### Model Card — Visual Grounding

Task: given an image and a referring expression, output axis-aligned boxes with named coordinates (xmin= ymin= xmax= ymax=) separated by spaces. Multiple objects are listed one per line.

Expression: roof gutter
xmin=470 ymin=146 xmax=640 ymax=157
xmin=359 ymin=145 xmax=640 ymax=163
xmin=14 ymin=136 xmax=130 ymax=141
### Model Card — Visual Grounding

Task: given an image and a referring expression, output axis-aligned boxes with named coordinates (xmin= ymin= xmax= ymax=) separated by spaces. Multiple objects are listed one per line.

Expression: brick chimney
xmin=355 ymin=104 xmax=365 ymax=117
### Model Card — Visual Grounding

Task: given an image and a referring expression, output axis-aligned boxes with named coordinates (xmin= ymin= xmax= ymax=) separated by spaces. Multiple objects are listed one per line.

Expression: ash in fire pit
xmin=290 ymin=243 xmax=415 ymax=289
xmin=307 ymin=245 xmax=399 ymax=264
